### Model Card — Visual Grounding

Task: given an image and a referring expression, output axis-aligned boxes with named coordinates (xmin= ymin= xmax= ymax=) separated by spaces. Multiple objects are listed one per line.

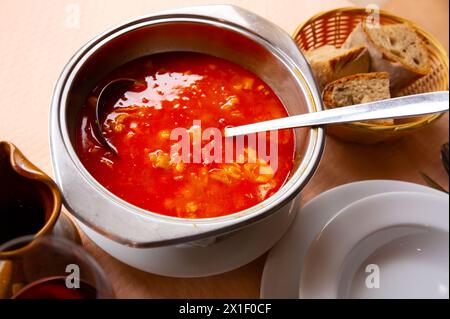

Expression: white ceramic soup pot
xmin=50 ymin=5 xmax=324 ymax=276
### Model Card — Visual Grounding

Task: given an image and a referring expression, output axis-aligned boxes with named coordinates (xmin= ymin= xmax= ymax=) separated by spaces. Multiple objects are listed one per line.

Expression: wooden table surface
xmin=0 ymin=0 xmax=448 ymax=298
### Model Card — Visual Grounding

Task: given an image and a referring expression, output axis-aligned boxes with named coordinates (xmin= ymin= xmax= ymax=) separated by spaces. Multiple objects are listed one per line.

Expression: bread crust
xmin=305 ymin=45 xmax=370 ymax=91
xmin=323 ymin=72 xmax=393 ymax=125
xmin=322 ymin=72 xmax=389 ymax=106
xmin=343 ymin=23 xmax=430 ymax=92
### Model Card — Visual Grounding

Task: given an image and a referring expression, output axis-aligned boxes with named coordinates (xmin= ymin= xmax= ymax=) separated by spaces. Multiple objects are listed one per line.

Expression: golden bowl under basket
xmin=293 ymin=7 xmax=449 ymax=144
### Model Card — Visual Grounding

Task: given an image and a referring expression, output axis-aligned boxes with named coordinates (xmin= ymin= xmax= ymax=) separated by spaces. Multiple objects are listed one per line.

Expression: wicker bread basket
xmin=294 ymin=7 xmax=449 ymax=144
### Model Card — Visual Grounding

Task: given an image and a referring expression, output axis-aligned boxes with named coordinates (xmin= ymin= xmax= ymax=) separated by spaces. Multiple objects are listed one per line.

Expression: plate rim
xmin=298 ymin=191 xmax=449 ymax=299
xmin=260 ymin=179 xmax=447 ymax=299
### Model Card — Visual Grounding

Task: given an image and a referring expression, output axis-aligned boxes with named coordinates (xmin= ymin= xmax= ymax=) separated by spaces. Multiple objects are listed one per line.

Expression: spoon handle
xmin=225 ymin=91 xmax=449 ymax=137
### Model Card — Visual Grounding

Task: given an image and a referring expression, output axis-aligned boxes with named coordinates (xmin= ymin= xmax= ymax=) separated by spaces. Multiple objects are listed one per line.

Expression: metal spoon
xmin=420 ymin=171 xmax=448 ymax=194
xmin=420 ymin=142 xmax=449 ymax=193
xmin=441 ymin=142 xmax=449 ymax=175
xmin=94 ymin=78 xmax=137 ymax=155
xmin=224 ymin=91 xmax=449 ymax=137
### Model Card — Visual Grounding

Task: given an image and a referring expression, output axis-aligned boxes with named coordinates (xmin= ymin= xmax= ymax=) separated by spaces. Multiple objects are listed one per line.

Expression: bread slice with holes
xmin=323 ymin=72 xmax=393 ymax=125
xmin=304 ymin=45 xmax=370 ymax=91
xmin=343 ymin=23 xmax=430 ymax=92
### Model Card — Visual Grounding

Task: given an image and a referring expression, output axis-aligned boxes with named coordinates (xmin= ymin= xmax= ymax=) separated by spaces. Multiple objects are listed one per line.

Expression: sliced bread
xmin=323 ymin=72 xmax=393 ymax=125
xmin=304 ymin=45 xmax=370 ymax=91
xmin=343 ymin=23 xmax=430 ymax=92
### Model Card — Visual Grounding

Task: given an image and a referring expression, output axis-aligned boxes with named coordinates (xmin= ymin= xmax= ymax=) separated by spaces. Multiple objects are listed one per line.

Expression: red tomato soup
xmin=76 ymin=52 xmax=295 ymax=218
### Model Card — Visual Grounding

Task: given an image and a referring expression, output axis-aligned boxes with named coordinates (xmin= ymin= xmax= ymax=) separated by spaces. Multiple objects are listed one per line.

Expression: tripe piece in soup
xmin=76 ymin=52 xmax=295 ymax=218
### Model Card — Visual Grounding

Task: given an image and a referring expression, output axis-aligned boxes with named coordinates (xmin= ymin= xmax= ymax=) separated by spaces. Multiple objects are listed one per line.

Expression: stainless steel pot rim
xmin=50 ymin=5 xmax=325 ymax=246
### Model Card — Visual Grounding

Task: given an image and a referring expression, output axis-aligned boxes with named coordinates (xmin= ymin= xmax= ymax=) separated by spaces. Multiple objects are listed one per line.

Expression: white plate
xmin=261 ymin=180 xmax=447 ymax=298
xmin=300 ymin=192 xmax=449 ymax=299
